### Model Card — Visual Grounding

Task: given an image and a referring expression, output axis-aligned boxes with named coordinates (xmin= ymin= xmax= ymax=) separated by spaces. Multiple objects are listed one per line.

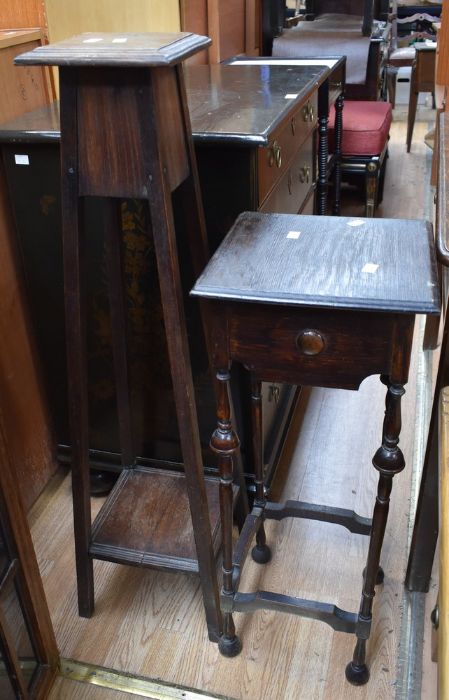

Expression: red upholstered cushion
xmin=328 ymin=100 xmax=392 ymax=156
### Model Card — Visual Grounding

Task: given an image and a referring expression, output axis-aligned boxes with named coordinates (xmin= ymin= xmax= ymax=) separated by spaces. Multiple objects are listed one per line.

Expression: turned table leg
xmin=346 ymin=376 xmax=406 ymax=685
xmin=332 ymin=94 xmax=344 ymax=216
xmin=250 ymin=378 xmax=271 ymax=564
xmin=211 ymin=369 xmax=241 ymax=657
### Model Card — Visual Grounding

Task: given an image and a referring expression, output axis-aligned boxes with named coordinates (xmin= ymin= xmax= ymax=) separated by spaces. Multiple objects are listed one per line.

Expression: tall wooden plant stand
xmin=15 ymin=32 xmax=229 ymax=643
xmin=192 ymin=211 xmax=439 ymax=679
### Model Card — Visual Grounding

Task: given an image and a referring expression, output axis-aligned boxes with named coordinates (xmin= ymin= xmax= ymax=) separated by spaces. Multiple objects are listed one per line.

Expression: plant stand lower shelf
xmin=90 ymin=468 xmax=221 ymax=573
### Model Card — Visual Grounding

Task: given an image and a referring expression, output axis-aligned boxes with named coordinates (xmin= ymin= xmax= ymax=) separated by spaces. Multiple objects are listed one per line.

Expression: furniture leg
xmin=386 ymin=66 xmax=398 ymax=109
xmin=146 ymin=81 xmax=223 ymax=641
xmin=60 ymin=76 xmax=94 ymax=618
xmin=318 ymin=110 xmax=329 ymax=216
xmin=250 ymin=378 xmax=271 ymax=564
xmin=332 ymin=94 xmax=344 ymax=216
xmin=365 ymin=159 xmax=379 ymax=217
xmin=407 ymin=68 xmax=419 ymax=153
xmin=211 ymin=369 xmax=241 ymax=657
xmin=346 ymin=377 xmax=406 ymax=685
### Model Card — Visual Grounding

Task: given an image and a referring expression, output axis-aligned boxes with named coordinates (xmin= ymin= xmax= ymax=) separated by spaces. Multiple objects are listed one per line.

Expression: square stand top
xmin=13 ymin=32 xmax=211 ymax=67
xmin=191 ymin=211 xmax=440 ymax=315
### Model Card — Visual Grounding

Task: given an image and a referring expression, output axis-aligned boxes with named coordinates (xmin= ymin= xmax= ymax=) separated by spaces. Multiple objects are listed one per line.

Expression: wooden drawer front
xmin=258 ymin=92 xmax=318 ymax=203
xmin=228 ymin=304 xmax=397 ymax=390
xmin=328 ymin=62 xmax=345 ymax=106
xmin=259 ymin=135 xmax=314 ymax=215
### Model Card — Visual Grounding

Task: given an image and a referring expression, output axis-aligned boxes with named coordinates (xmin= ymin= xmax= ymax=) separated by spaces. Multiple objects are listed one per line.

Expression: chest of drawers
xmin=0 ymin=63 xmax=327 ymax=487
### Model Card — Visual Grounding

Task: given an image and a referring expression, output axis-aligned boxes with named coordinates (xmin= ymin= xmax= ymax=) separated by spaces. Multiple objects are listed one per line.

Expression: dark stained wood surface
xmin=90 ymin=467 xmax=221 ymax=571
xmin=184 ymin=64 xmax=328 ymax=145
xmin=0 ymin=63 xmax=329 ymax=147
xmin=192 ymin=211 xmax=440 ymax=314
xmin=14 ymin=32 xmax=212 ymax=67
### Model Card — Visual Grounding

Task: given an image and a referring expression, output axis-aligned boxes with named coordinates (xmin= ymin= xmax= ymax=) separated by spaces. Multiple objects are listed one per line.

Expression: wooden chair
xmin=328 ymin=99 xmax=393 ymax=215
xmin=386 ymin=1 xmax=436 ymax=109
xmin=269 ymin=1 xmax=390 ymax=100
xmin=406 ymin=42 xmax=436 ymax=151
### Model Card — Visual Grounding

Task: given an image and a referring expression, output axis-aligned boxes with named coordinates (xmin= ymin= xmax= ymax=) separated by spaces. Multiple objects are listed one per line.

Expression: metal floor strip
xmin=59 ymin=659 xmax=231 ymax=700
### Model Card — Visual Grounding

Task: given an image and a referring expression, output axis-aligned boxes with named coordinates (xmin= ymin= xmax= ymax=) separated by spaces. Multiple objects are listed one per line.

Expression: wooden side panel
xmin=0 ymin=159 xmax=56 ymax=512
xmin=45 ymin=0 xmax=181 ymax=42
xmin=0 ymin=0 xmax=48 ymax=32
xmin=180 ymin=0 xmax=209 ymax=65
xmin=0 ymin=38 xmax=52 ymax=122
xmin=208 ymin=0 xmax=246 ymax=64
xmin=76 ymin=67 xmax=188 ymax=198
xmin=0 ymin=390 xmax=59 ymax=690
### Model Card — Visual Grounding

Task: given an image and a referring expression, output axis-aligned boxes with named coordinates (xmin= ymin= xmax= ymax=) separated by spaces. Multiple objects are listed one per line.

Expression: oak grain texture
xmin=90 ymin=468 xmax=221 ymax=572
xmin=0 ymin=31 xmax=53 ymax=124
xmin=192 ymin=212 xmax=439 ymax=315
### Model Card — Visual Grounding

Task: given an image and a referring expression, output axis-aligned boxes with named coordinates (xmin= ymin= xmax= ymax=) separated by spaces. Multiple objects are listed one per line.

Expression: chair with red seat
xmin=328 ymin=99 xmax=393 ymax=216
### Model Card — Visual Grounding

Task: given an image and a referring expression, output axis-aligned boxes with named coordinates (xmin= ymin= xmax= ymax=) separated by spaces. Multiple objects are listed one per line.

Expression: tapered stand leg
xmin=250 ymin=378 xmax=271 ymax=564
xmin=346 ymin=377 xmax=406 ymax=685
xmin=60 ymin=76 xmax=94 ymax=618
xmin=211 ymin=369 xmax=241 ymax=657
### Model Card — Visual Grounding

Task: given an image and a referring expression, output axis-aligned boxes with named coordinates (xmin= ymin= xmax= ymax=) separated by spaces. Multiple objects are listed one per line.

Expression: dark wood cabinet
xmin=0 ymin=63 xmax=328 ymax=487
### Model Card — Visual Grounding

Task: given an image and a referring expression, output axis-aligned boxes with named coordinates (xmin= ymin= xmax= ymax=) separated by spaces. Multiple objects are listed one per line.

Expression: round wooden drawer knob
xmin=296 ymin=330 xmax=325 ymax=356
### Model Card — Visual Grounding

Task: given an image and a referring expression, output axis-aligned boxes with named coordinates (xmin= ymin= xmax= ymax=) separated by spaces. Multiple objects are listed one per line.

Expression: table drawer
xmin=259 ymin=133 xmax=315 ymax=215
xmin=228 ymin=304 xmax=397 ymax=390
xmin=328 ymin=61 xmax=345 ymax=106
xmin=258 ymin=92 xmax=318 ymax=203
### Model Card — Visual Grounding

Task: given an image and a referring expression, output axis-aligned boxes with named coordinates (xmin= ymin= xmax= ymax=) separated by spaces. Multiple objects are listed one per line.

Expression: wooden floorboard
xmin=29 ymin=108 xmax=438 ymax=699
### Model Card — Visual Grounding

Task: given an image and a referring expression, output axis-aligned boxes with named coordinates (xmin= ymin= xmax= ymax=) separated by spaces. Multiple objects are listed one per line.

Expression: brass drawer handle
xmin=268 ymin=140 xmax=282 ymax=168
xmin=291 ymin=116 xmax=296 ymax=135
xmin=288 ymin=170 xmax=293 ymax=195
xmin=296 ymin=329 xmax=325 ymax=356
xmin=299 ymin=165 xmax=311 ymax=184
xmin=268 ymin=385 xmax=280 ymax=403
xmin=302 ymin=101 xmax=315 ymax=122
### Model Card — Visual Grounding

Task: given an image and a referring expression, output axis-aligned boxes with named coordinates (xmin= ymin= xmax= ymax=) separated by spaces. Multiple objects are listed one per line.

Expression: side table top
xmin=14 ymin=32 xmax=211 ymax=67
xmin=191 ymin=211 xmax=440 ymax=315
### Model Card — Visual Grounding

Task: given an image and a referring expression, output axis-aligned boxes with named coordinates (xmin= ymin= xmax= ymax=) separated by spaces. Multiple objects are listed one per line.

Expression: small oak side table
xmin=192 ymin=211 xmax=439 ymax=682
xmin=15 ymin=32 xmax=233 ymax=645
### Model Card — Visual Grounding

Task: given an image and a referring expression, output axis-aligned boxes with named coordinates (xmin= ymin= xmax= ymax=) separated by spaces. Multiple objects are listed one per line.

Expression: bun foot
xmin=89 ymin=469 xmax=118 ymax=496
xmin=218 ymin=634 xmax=241 ymax=657
xmin=345 ymin=662 xmax=370 ymax=686
xmin=251 ymin=544 xmax=272 ymax=564
xmin=362 ymin=566 xmax=385 ymax=586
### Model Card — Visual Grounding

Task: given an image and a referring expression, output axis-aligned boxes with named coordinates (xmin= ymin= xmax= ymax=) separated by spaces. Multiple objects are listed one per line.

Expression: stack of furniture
xmin=268 ymin=0 xmax=391 ymax=100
